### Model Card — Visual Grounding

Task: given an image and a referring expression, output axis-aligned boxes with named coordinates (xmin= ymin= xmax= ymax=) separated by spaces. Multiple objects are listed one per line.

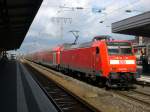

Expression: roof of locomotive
xmin=106 ymin=40 xmax=131 ymax=43
xmin=92 ymin=35 xmax=112 ymax=41
xmin=61 ymin=41 xmax=92 ymax=50
xmin=62 ymin=39 xmax=131 ymax=50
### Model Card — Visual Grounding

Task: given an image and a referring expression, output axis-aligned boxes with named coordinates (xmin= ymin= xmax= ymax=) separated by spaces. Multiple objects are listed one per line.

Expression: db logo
xmin=119 ymin=60 xmax=126 ymax=64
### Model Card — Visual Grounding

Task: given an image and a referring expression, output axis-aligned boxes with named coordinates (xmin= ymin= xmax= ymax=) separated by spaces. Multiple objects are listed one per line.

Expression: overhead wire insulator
xmin=76 ymin=7 xmax=84 ymax=10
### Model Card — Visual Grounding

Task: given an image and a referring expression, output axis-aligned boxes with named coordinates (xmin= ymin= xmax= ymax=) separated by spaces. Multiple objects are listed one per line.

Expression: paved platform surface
xmin=0 ymin=60 xmax=17 ymax=112
xmin=0 ymin=60 xmax=57 ymax=112
xmin=137 ymin=75 xmax=150 ymax=83
xmin=136 ymin=65 xmax=150 ymax=83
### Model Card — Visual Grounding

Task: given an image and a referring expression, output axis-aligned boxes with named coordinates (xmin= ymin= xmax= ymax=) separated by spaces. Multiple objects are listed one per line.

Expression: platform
xmin=137 ymin=75 xmax=150 ymax=83
xmin=0 ymin=59 xmax=57 ymax=112
xmin=112 ymin=11 xmax=150 ymax=37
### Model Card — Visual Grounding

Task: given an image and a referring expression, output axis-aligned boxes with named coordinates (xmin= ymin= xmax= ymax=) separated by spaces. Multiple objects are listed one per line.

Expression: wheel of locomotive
xmin=98 ymin=77 xmax=106 ymax=88
xmin=95 ymin=76 xmax=99 ymax=83
xmin=57 ymin=65 xmax=60 ymax=71
xmin=91 ymin=76 xmax=99 ymax=86
xmin=105 ymin=78 xmax=111 ymax=90
xmin=76 ymin=72 xmax=81 ymax=79
xmin=64 ymin=68 xmax=69 ymax=75
xmin=85 ymin=74 xmax=91 ymax=83
xmin=80 ymin=73 xmax=85 ymax=81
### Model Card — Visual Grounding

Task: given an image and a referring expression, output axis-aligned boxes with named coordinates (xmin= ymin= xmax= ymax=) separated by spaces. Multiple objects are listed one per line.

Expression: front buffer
xmin=106 ymin=59 xmax=137 ymax=88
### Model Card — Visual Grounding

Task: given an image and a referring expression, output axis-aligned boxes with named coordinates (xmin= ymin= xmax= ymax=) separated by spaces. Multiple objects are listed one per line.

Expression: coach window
xmin=96 ymin=47 xmax=99 ymax=54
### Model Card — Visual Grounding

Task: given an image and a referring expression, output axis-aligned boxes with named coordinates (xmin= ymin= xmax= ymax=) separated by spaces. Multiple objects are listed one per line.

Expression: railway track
xmin=132 ymin=89 xmax=150 ymax=97
xmin=136 ymin=81 xmax=150 ymax=87
xmin=23 ymin=60 xmax=150 ymax=112
xmin=114 ymin=90 xmax=150 ymax=107
xmin=40 ymin=63 xmax=150 ymax=101
xmin=24 ymin=63 xmax=95 ymax=112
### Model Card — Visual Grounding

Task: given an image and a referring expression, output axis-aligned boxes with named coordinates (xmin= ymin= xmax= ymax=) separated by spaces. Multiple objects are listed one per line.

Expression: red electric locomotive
xmin=27 ymin=35 xmax=137 ymax=88
xmin=60 ymin=36 xmax=137 ymax=87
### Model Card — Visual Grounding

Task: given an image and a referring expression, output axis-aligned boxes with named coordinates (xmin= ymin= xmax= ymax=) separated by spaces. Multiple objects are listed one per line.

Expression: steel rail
xmin=24 ymin=63 xmax=95 ymax=112
xmin=114 ymin=91 xmax=150 ymax=107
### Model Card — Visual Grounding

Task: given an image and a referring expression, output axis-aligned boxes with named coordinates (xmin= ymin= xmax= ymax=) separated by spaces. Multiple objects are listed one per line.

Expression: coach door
xmin=53 ymin=52 xmax=56 ymax=65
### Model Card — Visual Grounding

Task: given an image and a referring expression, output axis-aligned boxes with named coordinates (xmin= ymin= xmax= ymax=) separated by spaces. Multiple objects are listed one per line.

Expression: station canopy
xmin=0 ymin=0 xmax=43 ymax=50
xmin=112 ymin=11 xmax=150 ymax=37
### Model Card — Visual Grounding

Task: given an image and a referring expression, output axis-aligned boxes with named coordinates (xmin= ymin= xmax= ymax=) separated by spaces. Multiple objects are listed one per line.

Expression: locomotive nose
xmin=109 ymin=57 xmax=136 ymax=73
xmin=110 ymin=66 xmax=135 ymax=72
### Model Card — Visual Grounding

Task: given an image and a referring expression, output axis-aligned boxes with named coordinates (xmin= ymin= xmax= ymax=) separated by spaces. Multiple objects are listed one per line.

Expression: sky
xmin=18 ymin=0 xmax=150 ymax=54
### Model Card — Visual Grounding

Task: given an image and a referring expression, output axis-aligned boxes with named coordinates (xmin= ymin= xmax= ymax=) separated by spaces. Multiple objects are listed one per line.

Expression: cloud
xmin=20 ymin=0 xmax=150 ymax=53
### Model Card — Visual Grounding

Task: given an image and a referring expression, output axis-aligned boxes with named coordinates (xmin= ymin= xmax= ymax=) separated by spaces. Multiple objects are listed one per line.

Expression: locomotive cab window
xmin=107 ymin=42 xmax=132 ymax=55
xmin=96 ymin=47 xmax=99 ymax=54
xmin=108 ymin=46 xmax=119 ymax=55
